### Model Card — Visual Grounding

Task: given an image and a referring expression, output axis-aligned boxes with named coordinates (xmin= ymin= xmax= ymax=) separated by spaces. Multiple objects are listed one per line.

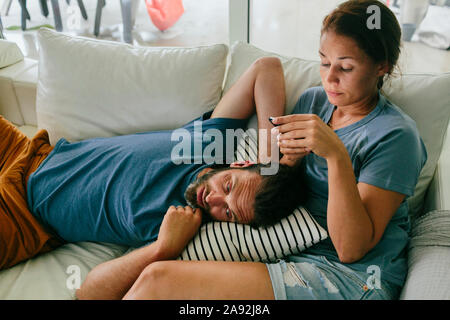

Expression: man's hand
xmin=155 ymin=205 xmax=202 ymax=260
xmin=76 ymin=206 xmax=201 ymax=300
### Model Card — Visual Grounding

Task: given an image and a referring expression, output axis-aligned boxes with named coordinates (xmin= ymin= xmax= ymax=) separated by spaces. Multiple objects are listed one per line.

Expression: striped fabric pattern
xmin=178 ymin=127 xmax=328 ymax=262
xmin=178 ymin=207 xmax=328 ymax=262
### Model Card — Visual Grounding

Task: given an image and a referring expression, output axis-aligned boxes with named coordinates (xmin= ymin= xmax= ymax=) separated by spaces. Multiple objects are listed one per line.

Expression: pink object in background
xmin=145 ymin=0 xmax=185 ymax=31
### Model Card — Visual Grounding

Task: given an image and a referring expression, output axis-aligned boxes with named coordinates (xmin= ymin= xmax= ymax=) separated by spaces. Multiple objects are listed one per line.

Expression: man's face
xmin=184 ymin=168 xmax=262 ymax=223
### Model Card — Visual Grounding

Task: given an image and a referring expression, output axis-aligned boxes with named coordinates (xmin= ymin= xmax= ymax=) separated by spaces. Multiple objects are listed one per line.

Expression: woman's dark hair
xmin=321 ymin=0 xmax=402 ymax=89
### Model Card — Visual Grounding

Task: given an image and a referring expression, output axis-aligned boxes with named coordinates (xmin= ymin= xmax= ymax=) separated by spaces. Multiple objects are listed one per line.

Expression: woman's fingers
xmin=271 ymin=114 xmax=324 ymax=135
xmin=270 ymin=113 xmax=317 ymax=126
xmin=280 ymin=147 xmax=310 ymax=155
xmin=278 ymin=137 xmax=307 ymax=148
xmin=276 ymin=128 xmax=308 ymax=140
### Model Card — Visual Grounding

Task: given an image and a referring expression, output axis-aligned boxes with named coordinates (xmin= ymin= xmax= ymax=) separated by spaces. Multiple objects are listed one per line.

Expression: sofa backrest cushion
xmin=0 ymin=40 xmax=24 ymax=69
xmin=36 ymin=28 xmax=229 ymax=145
xmin=223 ymin=41 xmax=450 ymax=219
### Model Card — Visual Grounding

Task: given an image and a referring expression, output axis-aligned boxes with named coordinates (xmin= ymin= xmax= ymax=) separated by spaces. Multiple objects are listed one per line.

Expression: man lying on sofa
xmin=0 ymin=57 xmax=305 ymax=278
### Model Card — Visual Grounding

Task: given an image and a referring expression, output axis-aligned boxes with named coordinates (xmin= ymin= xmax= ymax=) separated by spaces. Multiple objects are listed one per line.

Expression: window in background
xmin=247 ymin=0 xmax=449 ymax=73
xmin=249 ymin=0 xmax=345 ymax=61
xmin=0 ymin=0 xmax=229 ymax=57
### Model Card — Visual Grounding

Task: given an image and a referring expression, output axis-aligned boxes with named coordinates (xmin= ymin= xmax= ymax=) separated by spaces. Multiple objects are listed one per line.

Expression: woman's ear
xmin=376 ymin=61 xmax=390 ymax=77
xmin=230 ymin=160 xmax=257 ymax=168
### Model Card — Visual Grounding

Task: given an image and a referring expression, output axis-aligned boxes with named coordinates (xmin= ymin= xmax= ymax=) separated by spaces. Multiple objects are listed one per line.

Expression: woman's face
xmin=319 ymin=31 xmax=388 ymax=108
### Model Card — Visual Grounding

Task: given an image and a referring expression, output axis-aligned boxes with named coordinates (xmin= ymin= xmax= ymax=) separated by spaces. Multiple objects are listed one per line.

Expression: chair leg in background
xmin=77 ymin=0 xmax=87 ymax=20
xmin=50 ymin=0 xmax=63 ymax=31
xmin=23 ymin=1 xmax=31 ymax=20
xmin=120 ymin=0 xmax=133 ymax=44
xmin=94 ymin=0 xmax=105 ymax=37
xmin=0 ymin=14 xmax=5 ymax=39
xmin=18 ymin=0 xmax=27 ymax=31
xmin=67 ymin=0 xmax=88 ymax=20
xmin=39 ymin=0 xmax=49 ymax=17
xmin=2 ymin=0 xmax=13 ymax=16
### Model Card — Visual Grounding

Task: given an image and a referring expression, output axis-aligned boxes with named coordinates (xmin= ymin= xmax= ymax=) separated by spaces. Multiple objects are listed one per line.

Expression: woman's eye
xmin=320 ymin=63 xmax=330 ymax=67
xmin=341 ymin=67 xmax=353 ymax=72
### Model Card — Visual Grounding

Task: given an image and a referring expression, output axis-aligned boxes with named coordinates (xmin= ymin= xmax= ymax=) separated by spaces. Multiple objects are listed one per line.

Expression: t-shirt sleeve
xmin=182 ymin=109 xmax=249 ymax=132
xmin=358 ymin=127 xmax=427 ymax=197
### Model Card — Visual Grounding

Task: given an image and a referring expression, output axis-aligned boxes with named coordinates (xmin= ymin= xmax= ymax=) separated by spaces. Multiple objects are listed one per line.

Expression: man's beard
xmin=184 ymin=169 xmax=214 ymax=209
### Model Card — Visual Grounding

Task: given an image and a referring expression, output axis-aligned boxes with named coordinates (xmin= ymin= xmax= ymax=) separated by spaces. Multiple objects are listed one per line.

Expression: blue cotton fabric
xmin=287 ymin=86 xmax=427 ymax=287
xmin=27 ymin=111 xmax=248 ymax=248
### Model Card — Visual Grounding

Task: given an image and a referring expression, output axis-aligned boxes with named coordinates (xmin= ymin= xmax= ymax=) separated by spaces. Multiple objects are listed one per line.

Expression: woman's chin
xmin=326 ymin=94 xmax=346 ymax=107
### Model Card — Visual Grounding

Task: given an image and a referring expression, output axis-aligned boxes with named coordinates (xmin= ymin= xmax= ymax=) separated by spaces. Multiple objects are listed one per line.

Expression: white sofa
xmin=0 ymin=28 xmax=449 ymax=299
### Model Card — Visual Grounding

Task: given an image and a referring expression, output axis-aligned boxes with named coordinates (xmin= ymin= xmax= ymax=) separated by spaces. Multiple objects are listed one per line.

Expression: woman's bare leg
xmin=123 ymin=260 xmax=275 ymax=300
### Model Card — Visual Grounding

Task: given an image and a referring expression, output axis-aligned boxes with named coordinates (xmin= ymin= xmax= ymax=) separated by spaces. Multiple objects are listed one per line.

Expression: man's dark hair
xmin=250 ymin=162 xmax=307 ymax=228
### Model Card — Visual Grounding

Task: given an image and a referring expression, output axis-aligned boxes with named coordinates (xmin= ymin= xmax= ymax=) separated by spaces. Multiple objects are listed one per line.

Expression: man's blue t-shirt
xmin=27 ymin=111 xmax=248 ymax=248
xmin=290 ymin=86 xmax=427 ymax=287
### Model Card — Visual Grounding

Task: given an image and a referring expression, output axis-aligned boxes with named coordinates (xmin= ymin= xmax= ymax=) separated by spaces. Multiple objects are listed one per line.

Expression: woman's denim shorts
xmin=266 ymin=253 xmax=401 ymax=300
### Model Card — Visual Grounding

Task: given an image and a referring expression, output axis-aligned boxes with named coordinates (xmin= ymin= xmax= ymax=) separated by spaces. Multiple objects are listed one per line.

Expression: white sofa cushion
xmin=36 ymin=28 xmax=229 ymax=145
xmin=224 ymin=41 xmax=450 ymax=218
xmin=0 ymin=58 xmax=38 ymax=126
xmin=223 ymin=42 xmax=322 ymax=115
xmin=0 ymin=40 xmax=24 ymax=69
xmin=0 ymin=242 xmax=128 ymax=299
xmin=382 ymin=74 xmax=450 ymax=217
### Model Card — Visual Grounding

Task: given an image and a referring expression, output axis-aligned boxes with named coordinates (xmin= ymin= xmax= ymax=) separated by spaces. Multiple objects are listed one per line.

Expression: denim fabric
xmin=266 ymin=253 xmax=401 ymax=300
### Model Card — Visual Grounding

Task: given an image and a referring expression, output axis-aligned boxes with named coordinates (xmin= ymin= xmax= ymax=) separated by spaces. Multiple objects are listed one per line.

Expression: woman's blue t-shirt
xmin=291 ymin=86 xmax=427 ymax=287
xmin=26 ymin=111 xmax=248 ymax=248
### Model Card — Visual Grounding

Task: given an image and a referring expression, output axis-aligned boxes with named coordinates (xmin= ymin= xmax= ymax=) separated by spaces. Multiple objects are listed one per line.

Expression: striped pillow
xmin=178 ymin=206 xmax=327 ymax=262
xmin=178 ymin=122 xmax=328 ymax=262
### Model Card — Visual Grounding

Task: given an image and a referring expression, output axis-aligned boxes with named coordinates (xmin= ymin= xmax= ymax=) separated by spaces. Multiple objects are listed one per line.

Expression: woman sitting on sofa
xmin=77 ymin=0 xmax=427 ymax=300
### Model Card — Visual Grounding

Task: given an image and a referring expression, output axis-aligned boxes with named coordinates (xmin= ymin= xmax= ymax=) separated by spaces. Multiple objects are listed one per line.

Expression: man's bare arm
xmin=76 ymin=206 xmax=202 ymax=300
xmin=211 ymin=57 xmax=286 ymax=163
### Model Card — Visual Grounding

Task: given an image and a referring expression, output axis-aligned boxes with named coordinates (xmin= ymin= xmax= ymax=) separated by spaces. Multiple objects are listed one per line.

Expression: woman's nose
xmin=326 ymin=65 xmax=339 ymax=84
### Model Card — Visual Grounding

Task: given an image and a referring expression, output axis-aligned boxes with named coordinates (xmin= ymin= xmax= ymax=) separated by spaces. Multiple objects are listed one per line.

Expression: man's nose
xmin=206 ymin=191 xmax=225 ymax=206
xmin=326 ymin=65 xmax=340 ymax=84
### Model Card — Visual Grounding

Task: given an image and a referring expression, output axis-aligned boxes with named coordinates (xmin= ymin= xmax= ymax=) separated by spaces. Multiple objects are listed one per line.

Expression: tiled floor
xmin=1 ymin=0 xmax=449 ymax=73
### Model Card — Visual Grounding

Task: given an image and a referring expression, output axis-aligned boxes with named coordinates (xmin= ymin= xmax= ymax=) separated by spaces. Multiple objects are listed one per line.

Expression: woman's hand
xmin=155 ymin=205 xmax=202 ymax=260
xmin=279 ymin=151 xmax=310 ymax=167
xmin=271 ymin=114 xmax=347 ymax=161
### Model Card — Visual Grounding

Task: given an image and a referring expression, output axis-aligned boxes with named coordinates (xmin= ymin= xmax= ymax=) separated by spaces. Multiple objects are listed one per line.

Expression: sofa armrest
xmin=400 ymin=210 xmax=450 ymax=300
xmin=424 ymin=121 xmax=450 ymax=212
xmin=400 ymin=245 xmax=450 ymax=300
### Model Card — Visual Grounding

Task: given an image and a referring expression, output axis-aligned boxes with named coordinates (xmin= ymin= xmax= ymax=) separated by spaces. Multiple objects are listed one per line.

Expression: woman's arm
xmin=76 ymin=205 xmax=202 ymax=300
xmin=273 ymin=113 xmax=405 ymax=263
xmin=326 ymin=152 xmax=405 ymax=263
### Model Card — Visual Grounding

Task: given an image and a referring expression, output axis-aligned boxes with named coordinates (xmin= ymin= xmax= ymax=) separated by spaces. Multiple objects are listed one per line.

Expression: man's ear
xmin=230 ymin=160 xmax=257 ymax=168
xmin=197 ymin=167 xmax=213 ymax=178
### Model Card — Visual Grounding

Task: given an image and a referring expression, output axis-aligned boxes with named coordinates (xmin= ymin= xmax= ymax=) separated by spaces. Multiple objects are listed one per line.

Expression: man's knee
xmin=253 ymin=56 xmax=283 ymax=72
